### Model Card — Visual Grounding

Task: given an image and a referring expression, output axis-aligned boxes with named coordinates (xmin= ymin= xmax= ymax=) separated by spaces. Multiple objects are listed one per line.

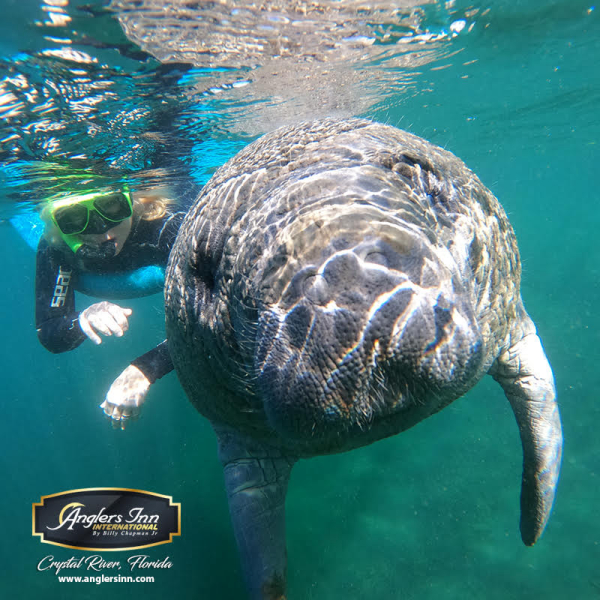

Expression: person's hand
xmin=78 ymin=301 xmax=132 ymax=345
xmin=101 ymin=365 xmax=151 ymax=430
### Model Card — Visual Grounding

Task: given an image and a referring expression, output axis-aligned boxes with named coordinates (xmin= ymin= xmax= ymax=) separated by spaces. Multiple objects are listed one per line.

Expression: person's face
xmin=78 ymin=216 xmax=133 ymax=256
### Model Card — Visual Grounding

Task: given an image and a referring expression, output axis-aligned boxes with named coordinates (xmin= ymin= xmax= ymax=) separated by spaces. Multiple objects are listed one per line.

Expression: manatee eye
xmin=303 ymin=274 xmax=329 ymax=306
xmin=364 ymin=251 xmax=388 ymax=267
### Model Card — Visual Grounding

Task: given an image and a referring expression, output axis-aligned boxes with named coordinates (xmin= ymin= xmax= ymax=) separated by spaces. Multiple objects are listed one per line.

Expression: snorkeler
xmin=36 ymin=188 xmax=185 ymax=413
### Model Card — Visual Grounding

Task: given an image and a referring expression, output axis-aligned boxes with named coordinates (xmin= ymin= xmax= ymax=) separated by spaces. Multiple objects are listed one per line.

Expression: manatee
xmin=164 ymin=118 xmax=562 ymax=599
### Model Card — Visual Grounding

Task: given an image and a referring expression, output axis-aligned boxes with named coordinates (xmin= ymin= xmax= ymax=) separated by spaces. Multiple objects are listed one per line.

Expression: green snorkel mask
xmin=47 ymin=189 xmax=133 ymax=253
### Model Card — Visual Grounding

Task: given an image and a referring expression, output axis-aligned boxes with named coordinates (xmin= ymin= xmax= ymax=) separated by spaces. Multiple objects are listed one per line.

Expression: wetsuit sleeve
xmin=130 ymin=340 xmax=174 ymax=384
xmin=35 ymin=239 xmax=87 ymax=353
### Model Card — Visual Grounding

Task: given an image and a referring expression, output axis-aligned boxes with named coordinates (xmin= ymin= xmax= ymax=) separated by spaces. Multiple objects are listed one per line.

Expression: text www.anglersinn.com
xmin=58 ymin=574 xmax=154 ymax=584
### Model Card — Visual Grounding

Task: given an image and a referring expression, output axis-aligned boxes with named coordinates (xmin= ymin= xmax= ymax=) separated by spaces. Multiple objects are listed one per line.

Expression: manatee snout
xmin=255 ymin=236 xmax=484 ymax=443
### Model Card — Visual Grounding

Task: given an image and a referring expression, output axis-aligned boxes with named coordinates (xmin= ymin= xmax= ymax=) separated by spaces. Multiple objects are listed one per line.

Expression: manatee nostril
xmin=303 ymin=274 xmax=330 ymax=306
xmin=355 ymin=232 xmax=417 ymax=273
xmin=364 ymin=251 xmax=388 ymax=267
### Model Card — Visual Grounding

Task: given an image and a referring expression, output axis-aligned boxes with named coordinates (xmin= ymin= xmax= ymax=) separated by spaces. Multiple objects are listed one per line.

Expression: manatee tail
xmin=214 ymin=425 xmax=296 ymax=600
xmin=491 ymin=307 xmax=563 ymax=546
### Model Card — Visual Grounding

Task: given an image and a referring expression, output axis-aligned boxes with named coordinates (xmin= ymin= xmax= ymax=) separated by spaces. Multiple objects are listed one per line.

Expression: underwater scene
xmin=1 ymin=0 xmax=599 ymax=598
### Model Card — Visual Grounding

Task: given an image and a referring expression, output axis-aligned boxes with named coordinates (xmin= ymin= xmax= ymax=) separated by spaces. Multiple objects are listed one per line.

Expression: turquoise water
xmin=1 ymin=1 xmax=599 ymax=598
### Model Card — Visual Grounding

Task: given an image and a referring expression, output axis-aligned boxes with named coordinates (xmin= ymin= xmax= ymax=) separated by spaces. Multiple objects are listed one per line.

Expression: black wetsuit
xmin=35 ymin=210 xmax=184 ymax=382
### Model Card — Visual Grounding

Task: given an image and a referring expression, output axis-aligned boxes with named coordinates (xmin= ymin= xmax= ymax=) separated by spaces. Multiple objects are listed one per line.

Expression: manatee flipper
xmin=491 ymin=307 xmax=562 ymax=546
xmin=215 ymin=427 xmax=296 ymax=600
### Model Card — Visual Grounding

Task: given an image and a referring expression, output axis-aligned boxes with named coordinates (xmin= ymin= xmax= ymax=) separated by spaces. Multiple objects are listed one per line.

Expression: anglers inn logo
xmin=33 ymin=488 xmax=181 ymax=551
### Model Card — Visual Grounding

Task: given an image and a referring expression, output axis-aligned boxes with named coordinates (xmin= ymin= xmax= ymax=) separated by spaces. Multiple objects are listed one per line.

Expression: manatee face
xmin=166 ymin=118 xmax=502 ymax=454
xmin=255 ymin=226 xmax=484 ymax=444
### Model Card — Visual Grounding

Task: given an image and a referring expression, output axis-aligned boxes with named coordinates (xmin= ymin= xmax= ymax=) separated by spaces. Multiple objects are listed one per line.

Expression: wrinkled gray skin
xmin=165 ymin=118 xmax=562 ymax=600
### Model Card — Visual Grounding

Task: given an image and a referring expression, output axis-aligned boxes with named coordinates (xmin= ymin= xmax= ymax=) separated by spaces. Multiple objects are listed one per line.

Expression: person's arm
xmin=131 ymin=339 xmax=174 ymax=383
xmin=35 ymin=239 xmax=87 ymax=353
xmin=101 ymin=340 xmax=174 ymax=428
xmin=35 ymin=240 xmax=134 ymax=352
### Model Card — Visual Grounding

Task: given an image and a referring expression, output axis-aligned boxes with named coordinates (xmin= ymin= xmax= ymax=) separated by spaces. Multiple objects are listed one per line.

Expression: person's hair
xmin=39 ymin=189 xmax=174 ymax=247
xmin=133 ymin=190 xmax=174 ymax=221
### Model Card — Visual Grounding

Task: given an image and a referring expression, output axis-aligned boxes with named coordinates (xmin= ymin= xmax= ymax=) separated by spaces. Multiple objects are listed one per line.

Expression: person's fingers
xmin=78 ymin=311 xmax=102 ymax=344
xmin=120 ymin=404 xmax=140 ymax=419
xmin=105 ymin=304 xmax=131 ymax=334
xmin=80 ymin=304 xmax=113 ymax=339
xmin=101 ymin=397 xmax=128 ymax=428
xmin=80 ymin=302 xmax=132 ymax=341
xmin=92 ymin=312 xmax=120 ymax=336
xmin=101 ymin=399 xmax=118 ymax=418
xmin=111 ymin=415 xmax=127 ymax=430
xmin=108 ymin=409 xmax=136 ymax=430
xmin=95 ymin=315 xmax=121 ymax=336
